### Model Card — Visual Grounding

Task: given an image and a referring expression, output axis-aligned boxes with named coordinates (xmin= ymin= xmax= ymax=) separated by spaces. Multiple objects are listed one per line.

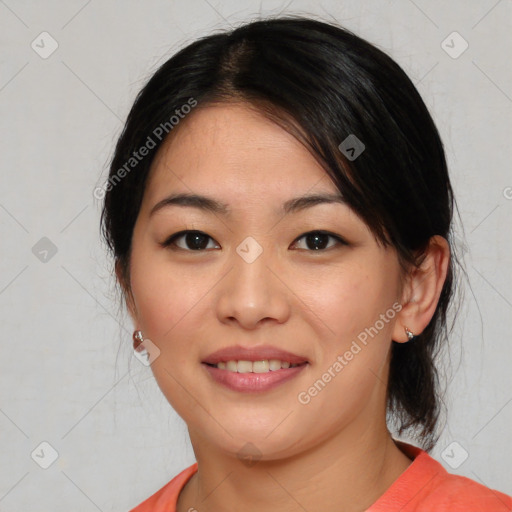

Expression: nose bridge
xmin=215 ymin=235 xmax=290 ymax=328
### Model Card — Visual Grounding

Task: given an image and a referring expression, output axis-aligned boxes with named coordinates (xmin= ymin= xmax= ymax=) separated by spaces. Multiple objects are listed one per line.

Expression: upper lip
xmin=202 ymin=345 xmax=309 ymax=365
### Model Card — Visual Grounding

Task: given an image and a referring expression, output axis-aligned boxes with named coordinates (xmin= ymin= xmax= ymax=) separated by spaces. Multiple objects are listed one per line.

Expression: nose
xmin=215 ymin=243 xmax=291 ymax=330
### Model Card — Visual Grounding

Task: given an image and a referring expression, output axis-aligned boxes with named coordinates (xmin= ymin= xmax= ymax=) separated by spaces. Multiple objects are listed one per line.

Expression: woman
xmin=100 ymin=16 xmax=512 ymax=512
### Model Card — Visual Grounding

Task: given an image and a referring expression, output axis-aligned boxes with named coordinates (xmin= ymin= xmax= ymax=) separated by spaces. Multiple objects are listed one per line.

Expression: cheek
xmin=297 ymin=262 xmax=375 ymax=339
xmin=296 ymin=270 xmax=394 ymax=426
xmin=129 ymin=246 xmax=205 ymax=342
xmin=300 ymin=259 xmax=398 ymax=365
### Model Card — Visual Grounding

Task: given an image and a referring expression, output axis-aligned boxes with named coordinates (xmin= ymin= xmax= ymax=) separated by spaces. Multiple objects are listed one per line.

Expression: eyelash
xmin=160 ymin=230 xmax=348 ymax=252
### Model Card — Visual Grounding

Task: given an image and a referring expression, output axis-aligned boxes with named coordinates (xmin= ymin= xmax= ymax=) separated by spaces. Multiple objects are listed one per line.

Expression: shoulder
xmin=402 ymin=443 xmax=512 ymax=512
xmin=372 ymin=441 xmax=512 ymax=512
xmin=418 ymin=471 xmax=512 ymax=512
xmin=129 ymin=462 xmax=198 ymax=512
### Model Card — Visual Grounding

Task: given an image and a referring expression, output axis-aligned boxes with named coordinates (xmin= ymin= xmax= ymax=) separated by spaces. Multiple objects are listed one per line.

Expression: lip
xmin=202 ymin=345 xmax=309 ymax=365
xmin=202 ymin=363 xmax=308 ymax=393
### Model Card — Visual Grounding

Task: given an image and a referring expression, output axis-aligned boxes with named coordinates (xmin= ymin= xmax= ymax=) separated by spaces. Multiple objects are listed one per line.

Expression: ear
xmin=115 ymin=260 xmax=138 ymax=325
xmin=392 ymin=235 xmax=450 ymax=343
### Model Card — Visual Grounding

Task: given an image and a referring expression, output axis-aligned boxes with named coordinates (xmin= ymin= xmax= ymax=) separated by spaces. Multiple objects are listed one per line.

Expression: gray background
xmin=1 ymin=0 xmax=511 ymax=510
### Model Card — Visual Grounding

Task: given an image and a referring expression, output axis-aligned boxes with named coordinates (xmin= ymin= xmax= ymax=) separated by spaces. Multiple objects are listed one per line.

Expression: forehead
xmin=142 ymin=102 xmax=337 ymax=207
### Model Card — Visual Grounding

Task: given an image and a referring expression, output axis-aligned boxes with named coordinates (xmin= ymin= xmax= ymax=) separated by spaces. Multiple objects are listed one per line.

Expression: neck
xmin=177 ymin=418 xmax=412 ymax=512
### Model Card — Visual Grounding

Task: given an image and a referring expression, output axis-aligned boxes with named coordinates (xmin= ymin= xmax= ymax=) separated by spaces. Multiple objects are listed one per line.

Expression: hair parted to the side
xmin=100 ymin=15 xmax=464 ymax=452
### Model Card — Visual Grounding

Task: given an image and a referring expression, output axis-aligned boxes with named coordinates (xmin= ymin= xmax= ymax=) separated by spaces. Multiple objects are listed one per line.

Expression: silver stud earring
xmin=404 ymin=326 xmax=415 ymax=341
xmin=133 ymin=330 xmax=144 ymax=350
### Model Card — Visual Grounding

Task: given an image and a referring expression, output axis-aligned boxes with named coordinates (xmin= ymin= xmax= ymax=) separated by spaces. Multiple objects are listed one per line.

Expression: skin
xmin=119 ymin=102 xmax=450 ymax=512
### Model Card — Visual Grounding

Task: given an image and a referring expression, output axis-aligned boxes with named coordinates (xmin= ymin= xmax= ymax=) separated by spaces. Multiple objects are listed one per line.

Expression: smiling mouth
xmin=204 ymin=360 xmax=308 ymax=373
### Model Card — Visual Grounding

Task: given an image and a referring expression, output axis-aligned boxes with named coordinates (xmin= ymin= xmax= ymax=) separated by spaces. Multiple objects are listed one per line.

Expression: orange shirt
xmin=129 ymin=441 xmax=512 ymax=511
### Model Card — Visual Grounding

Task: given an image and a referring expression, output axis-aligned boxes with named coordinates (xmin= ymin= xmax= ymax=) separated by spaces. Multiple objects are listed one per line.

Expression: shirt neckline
xmin=170 ymin=440 xmax=442 ymax=512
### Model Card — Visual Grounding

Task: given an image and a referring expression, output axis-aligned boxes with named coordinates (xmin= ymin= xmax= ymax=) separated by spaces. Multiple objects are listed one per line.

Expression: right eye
xmin=160 ymin=230 xmax=220 ymax=251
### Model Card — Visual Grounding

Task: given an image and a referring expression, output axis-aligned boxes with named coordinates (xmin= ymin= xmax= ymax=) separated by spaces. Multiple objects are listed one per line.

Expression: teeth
xmin=253 ymin=360 xmax=269 ymax=373
xmin=237 ymin=360 xmax=253 ymax=373
xmin=226 ymin=360 xmax=238 ymax=372
xmin=269 ymin=359 xmax=282 ymax=371
xmin=212 ymin=359 xmax=302 ymax=372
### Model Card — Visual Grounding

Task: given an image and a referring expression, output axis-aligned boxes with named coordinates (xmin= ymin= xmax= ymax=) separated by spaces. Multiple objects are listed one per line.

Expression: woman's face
xmin=127 ymin=102 xmax=407 ymax=460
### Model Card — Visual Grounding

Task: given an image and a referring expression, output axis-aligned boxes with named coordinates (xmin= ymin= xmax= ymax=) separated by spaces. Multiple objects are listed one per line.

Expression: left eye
xmin=291 ymin=231 xmax=346 ymax=251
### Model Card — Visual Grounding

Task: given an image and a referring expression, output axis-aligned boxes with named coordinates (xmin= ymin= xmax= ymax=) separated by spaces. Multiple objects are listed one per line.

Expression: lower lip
xmin=202 ymin=363 xmax=308 ymax=393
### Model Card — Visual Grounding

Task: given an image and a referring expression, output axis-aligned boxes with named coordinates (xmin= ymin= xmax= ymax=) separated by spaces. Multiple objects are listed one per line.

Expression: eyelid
xmin=160 ymin=230 xmax=220 ymax=251
xmin=161 ymin=229 xmax=347 ymax=252
xmin=290 ymin=230 xmax=347 ymax=251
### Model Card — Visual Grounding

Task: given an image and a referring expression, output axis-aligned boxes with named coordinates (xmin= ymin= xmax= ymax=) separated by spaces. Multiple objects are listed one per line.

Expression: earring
xmin=133 ymin=330 xmax=144 ymax=350
xmin=404 ymin=326 xmax=415 ymax=341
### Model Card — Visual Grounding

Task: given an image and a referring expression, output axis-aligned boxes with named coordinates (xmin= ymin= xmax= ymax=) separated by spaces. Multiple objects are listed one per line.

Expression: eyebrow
xmin=149 ymin=192 xmax=347 ymax=217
